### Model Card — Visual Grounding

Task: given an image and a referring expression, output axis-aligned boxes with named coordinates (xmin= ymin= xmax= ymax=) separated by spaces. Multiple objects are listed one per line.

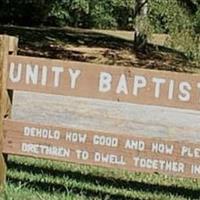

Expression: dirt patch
xmin=0 ymin=25 xmax=199 ymax=73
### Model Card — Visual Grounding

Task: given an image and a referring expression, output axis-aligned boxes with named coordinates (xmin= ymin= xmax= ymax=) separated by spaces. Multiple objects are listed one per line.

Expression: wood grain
xmin=7 ymin=55 xmax=200 ymax=111
xmin=3 ymin=119 xmax=200 ymax=178
xmin=0 ymin=35 xmax=9 ymax=188
xmin=12 ymin=92 xmax=200 ymax=141
xmin=3 ymin=36 xmax=18 ymax=166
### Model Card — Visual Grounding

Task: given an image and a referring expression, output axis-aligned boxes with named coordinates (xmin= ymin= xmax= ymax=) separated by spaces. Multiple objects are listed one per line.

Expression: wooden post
xmin=0 ymin=35 xmax=17 ymax=189
xmin=8 ymin=36 xmax=18 ymax=115
xmin=3 ymin=37 xmax=18 ymax=165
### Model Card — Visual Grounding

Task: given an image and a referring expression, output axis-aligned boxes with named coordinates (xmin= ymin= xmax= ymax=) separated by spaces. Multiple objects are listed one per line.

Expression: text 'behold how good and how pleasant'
xmin=16 ymin=125 xmax=200 ymax=176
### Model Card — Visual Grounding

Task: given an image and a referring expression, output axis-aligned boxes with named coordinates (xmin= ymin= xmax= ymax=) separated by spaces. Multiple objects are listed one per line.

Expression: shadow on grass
xmin=0 ymin=25 xmax=133 ymax=51
xmin=1 ymin=24 xmax=197 ymax=73
xmin=0 ymin=25 xmax=184 ymax=54
xmin=7 ymin=160 xmax=200 ymax=199
xmin=8 ymin=177 xmax=139 ymax=200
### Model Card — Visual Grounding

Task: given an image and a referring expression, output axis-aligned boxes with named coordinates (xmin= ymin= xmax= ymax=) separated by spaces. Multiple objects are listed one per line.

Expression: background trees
xmin=0 ymin=0 xmax=199 ymax=33
xmin=0 ymin=0 xmax=199 ymax=61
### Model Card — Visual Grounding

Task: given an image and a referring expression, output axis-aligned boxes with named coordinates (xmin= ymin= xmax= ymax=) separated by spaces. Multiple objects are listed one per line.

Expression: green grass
xmin=1 ymin=156 xmax=200 ymax=200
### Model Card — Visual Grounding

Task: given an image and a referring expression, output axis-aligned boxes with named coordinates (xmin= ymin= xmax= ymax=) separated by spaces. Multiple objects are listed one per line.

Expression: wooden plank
xmin=0 ymin=35 xmax=9 ymax=189
xmin=3 ymin=119 xmax=200 ymax=178
xmin=7 ymin=55 xmax=200 ymax=111
xmin=12 ymin=92 xmax=200 ymax=141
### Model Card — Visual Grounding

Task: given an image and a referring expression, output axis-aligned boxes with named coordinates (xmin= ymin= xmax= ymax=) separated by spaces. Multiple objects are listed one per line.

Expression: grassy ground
xmin=0 ymin=25 xmax=200 ymax=199
xmin=1 ymin=156 xmax=200 ymax=200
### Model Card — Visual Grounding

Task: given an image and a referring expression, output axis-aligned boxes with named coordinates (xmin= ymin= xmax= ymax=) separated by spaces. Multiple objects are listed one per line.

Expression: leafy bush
xmin=89 ymin=1 xmax=117 ymax=29
xmin=148 ymin=0 xmax=200 ymax=62
xmin=167 ymin=30 xmax=200 ymax=61
xmin=148 ymin=0 xmax=192 ymax=33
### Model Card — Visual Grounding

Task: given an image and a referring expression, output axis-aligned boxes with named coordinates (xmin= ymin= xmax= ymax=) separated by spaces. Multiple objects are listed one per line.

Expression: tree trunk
xmin=135 ymin=0 xmax=148 ymax=17
xmin=134 ymin=0 xmax=148 ymax=50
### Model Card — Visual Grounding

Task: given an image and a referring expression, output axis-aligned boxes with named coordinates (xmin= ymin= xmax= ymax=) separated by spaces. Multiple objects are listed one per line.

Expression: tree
xmin=133 ymin=0 xmax=149 ymax=50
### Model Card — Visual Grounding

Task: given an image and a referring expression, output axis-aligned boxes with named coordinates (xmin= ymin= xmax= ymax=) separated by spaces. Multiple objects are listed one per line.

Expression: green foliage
xmin=0 ymin=0 xmax=135 ymax=29
xmin=46 ymin=0 xmax=135 ymax=29
xmin=168 ymin=30 xmax=200 ymax=61
xmin=0 ymin=0 xmax=199 ymax=62
xmin=148 ymin=0 xmax=192 ymax=33
xmin=111 ymin=0 xmax=136 ymax=30
xmin=89 ymin=1 xmax=117 ymax=29
xmin=0 ymin=0 xmax=199 ymax=34
xmin=148 ymin=0 xmax=200 ymax=62
xmin=48 ymin=1 xmax=70 ymax=26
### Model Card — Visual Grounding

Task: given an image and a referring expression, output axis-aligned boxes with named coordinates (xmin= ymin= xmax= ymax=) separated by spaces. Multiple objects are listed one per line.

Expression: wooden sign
xmin=3 ymin=119 xmax=200 ymax=178
xmin=1 ymin=43 xmax=200 ymax=182
xmin=7 ymin=55 xmax=200 ymax=110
